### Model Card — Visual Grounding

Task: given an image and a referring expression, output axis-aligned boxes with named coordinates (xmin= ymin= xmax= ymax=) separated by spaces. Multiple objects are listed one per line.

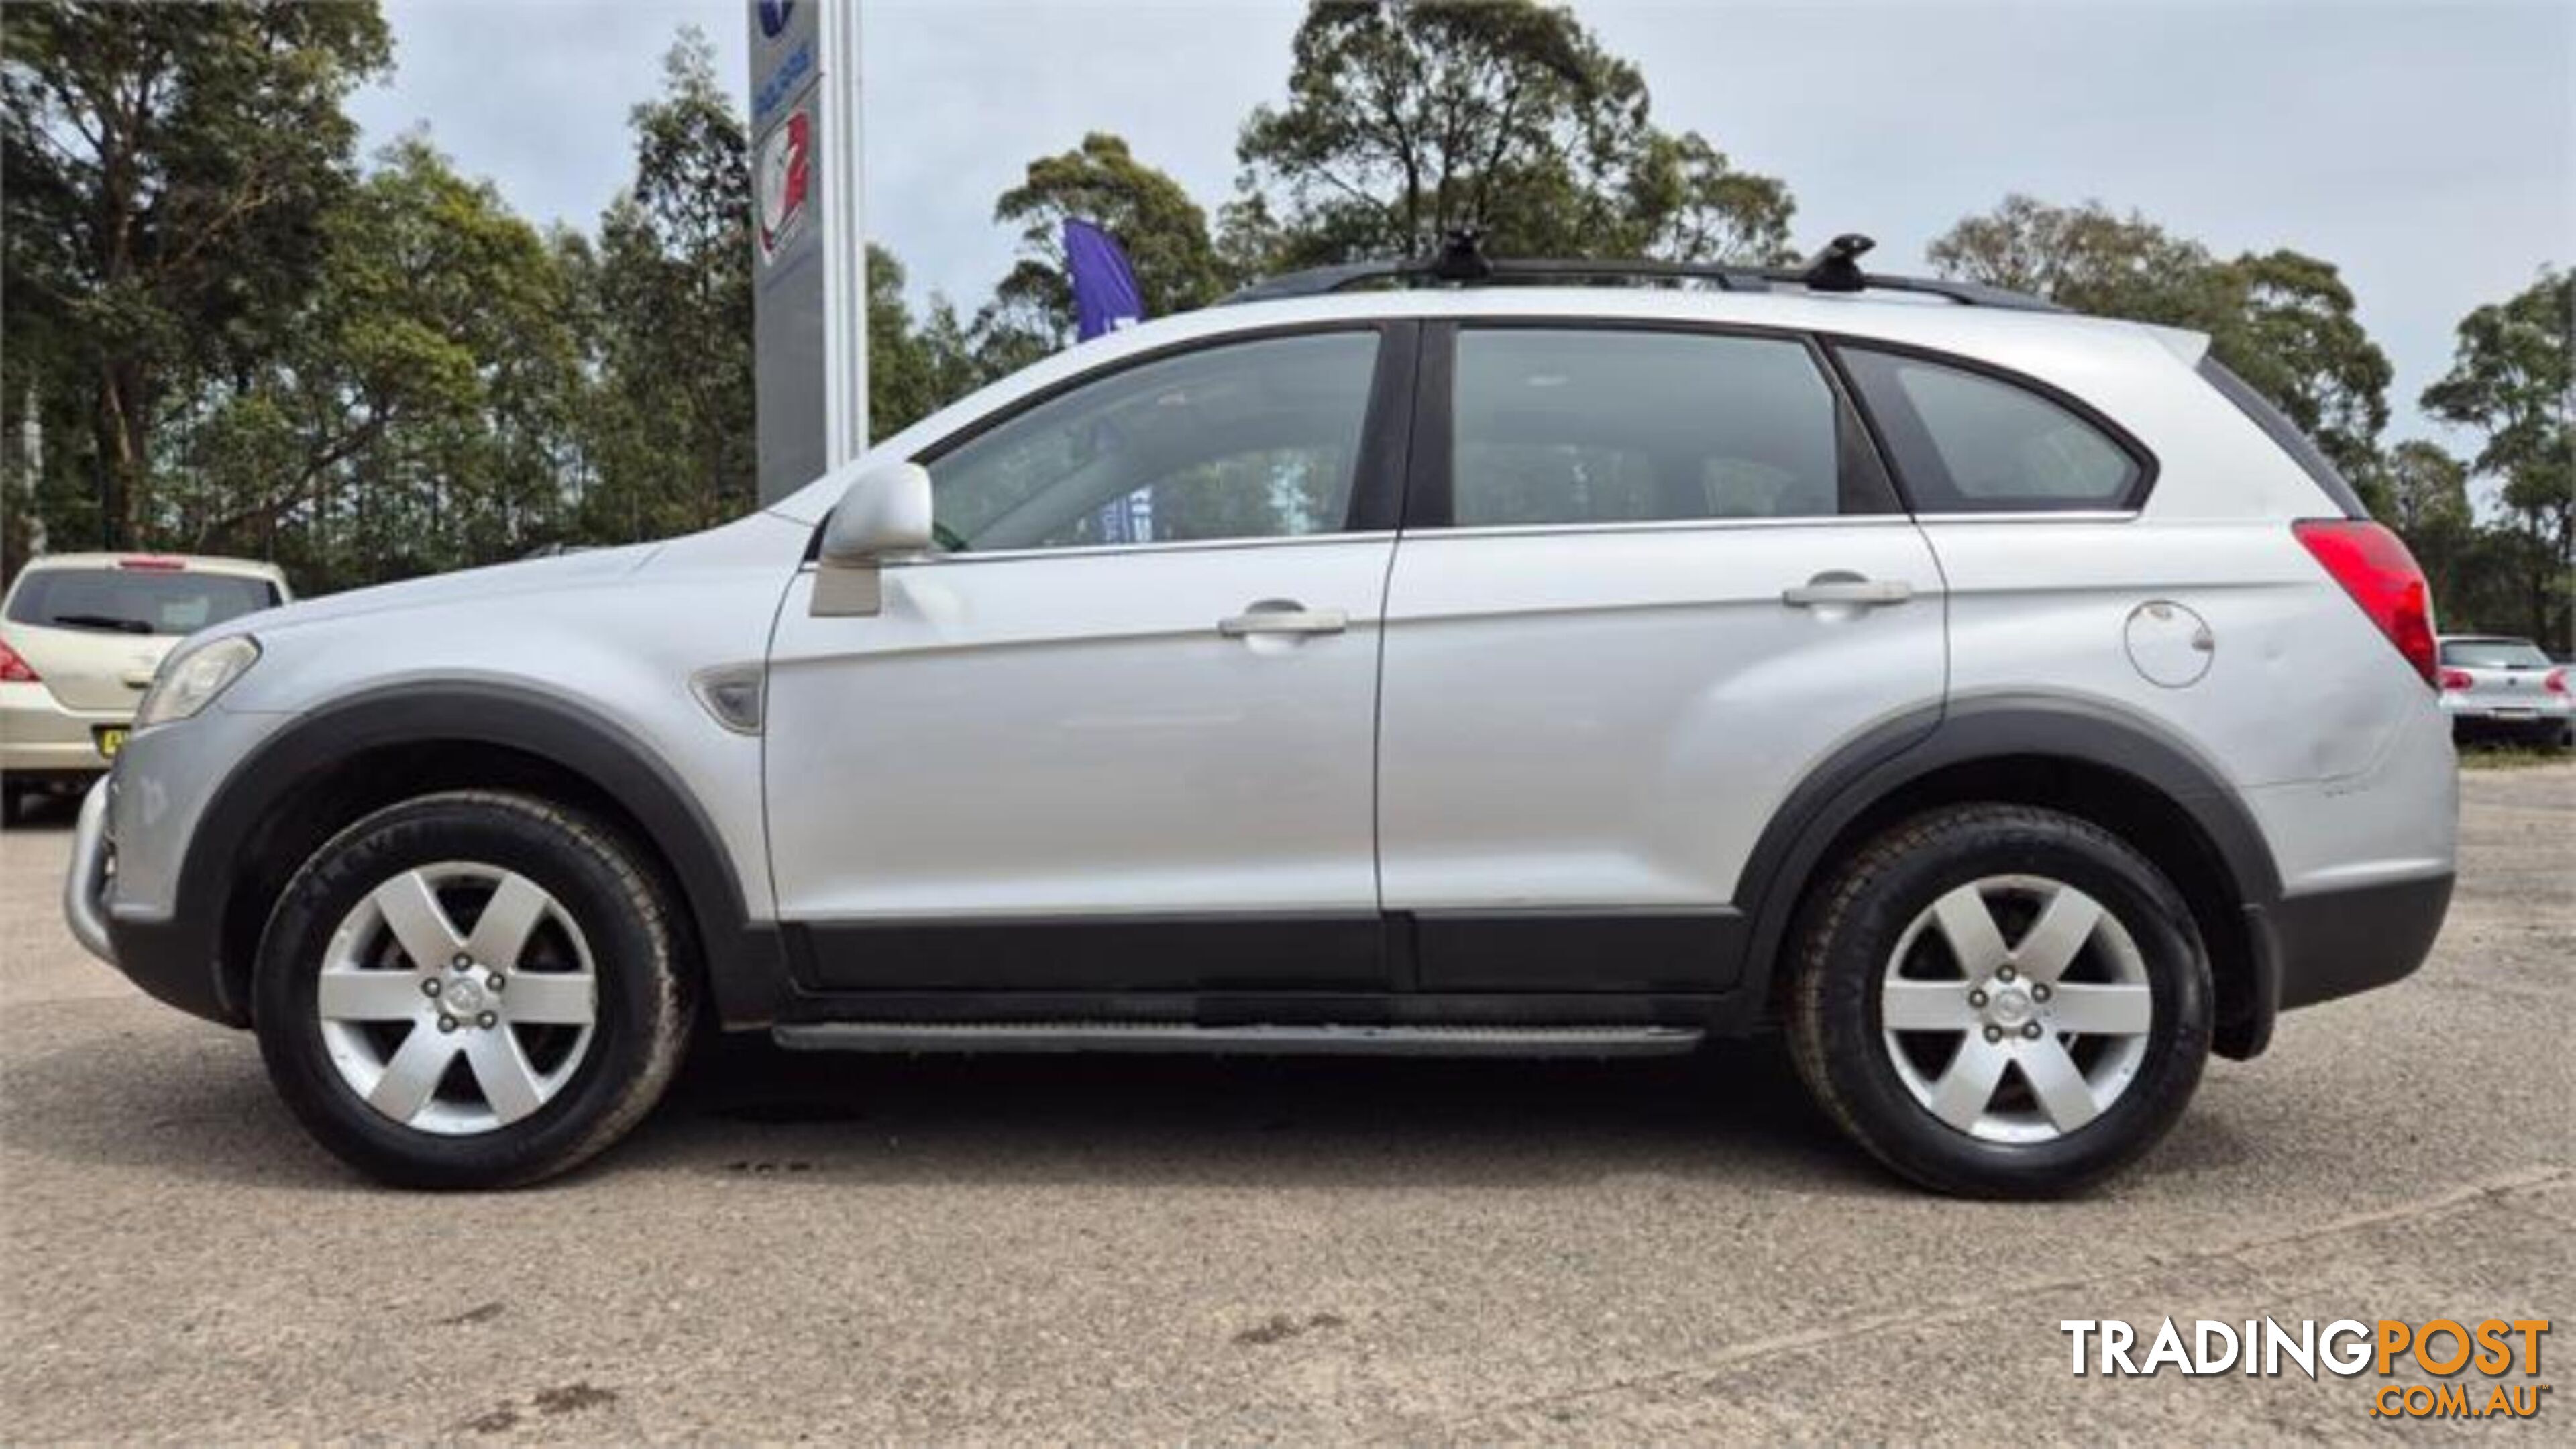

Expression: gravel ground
xmin=2 ymin=765 xmax=2569 ymax=1442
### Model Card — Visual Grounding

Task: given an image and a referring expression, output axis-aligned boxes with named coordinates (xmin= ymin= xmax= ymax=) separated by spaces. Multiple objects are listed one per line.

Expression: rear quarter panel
xmin=1917 ymin=337 xmax=2455 ymax=896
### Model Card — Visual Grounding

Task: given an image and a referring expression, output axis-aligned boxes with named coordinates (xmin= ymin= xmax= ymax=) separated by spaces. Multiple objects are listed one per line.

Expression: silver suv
xmin=65 ymin=243 xmax=2457 ymax=1195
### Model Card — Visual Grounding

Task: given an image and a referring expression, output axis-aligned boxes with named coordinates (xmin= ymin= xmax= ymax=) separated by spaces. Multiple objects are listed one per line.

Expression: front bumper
xmin=66 ymin=775 xmax=248 ymax=1026
xmin=63 ymin=708 xmax=285 ymax=1028
xmin=63 ymin=779 xmax=116 ymax=961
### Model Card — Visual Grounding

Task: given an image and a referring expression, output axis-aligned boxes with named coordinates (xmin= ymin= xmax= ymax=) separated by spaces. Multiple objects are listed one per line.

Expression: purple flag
xmin=1065 ymin=219 xmax=1152 ymax=541
xmin=1065 ymin=219 xmax=1145 ymax=341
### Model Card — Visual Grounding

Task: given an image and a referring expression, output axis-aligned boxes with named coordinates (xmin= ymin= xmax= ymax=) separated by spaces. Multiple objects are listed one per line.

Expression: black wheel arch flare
xmin=154 ymin=682 xmax=788 ymax=1030
xmin=1729 ymin=694 xmax=2285 ymax=1057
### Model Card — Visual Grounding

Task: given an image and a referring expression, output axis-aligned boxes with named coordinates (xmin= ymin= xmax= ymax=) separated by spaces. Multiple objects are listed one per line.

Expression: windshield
xmin=2440 ymin=639 xmax=2553 ymax=669
xmin=4 ymin=568 xmax=280 ymax=636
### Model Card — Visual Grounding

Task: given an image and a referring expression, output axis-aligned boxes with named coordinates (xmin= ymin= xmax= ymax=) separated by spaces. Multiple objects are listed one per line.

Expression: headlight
xmin=135 ymin=635 xmax=260 ymax=729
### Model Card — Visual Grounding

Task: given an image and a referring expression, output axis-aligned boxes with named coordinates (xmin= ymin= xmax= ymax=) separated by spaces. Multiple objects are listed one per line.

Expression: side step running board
xmin=771 ymin=1022 xmax=1705 ymax=1059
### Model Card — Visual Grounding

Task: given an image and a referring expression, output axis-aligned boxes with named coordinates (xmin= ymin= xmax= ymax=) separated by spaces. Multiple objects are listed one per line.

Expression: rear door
xmin=1375 ymin=323 xmax=1947 ymax=992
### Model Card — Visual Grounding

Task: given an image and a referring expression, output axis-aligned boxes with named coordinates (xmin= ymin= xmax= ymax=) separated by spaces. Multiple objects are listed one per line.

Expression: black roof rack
xmin=1220 ymin=230 xmax=2062 ymax=313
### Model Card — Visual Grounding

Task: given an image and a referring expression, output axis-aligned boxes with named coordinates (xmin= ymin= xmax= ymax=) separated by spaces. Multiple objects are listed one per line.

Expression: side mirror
xmin=813 ymin=462 xmax=932 ymax=616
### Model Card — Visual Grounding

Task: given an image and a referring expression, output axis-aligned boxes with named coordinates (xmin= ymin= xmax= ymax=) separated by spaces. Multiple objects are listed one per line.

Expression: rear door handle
xmin=1218 ymin=602 xmax=1348 ymax=637
xmin=1782 ymin=576 xmax=1913 ymax=608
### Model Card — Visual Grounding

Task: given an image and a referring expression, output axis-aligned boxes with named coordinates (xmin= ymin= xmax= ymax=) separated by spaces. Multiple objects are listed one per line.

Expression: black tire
xmin=1784 ymin=804 xmax=2212 ymax=1197
xmin=254 ymin=790 xmax=695 ymax=1189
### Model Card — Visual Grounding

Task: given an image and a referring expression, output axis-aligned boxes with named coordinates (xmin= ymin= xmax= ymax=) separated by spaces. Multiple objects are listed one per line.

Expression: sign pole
xmin=747 ymin=0 xmax=867 ymax=506
xmin=821 ymin=0 xmax=866 ymax=473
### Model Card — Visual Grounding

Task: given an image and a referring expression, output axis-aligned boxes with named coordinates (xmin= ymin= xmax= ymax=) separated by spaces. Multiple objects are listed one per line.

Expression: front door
xmin=1376 ymin=323 xmax=1949 ymax=992
xmin=765 ymin=326 xmax=1411 ymax=992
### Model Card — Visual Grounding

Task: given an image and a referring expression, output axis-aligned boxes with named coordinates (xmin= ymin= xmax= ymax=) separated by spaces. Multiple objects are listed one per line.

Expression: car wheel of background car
xmin=253 ymin=790 xmax=694 ymax=1189
xmin=1785 ymin=804 xmax=2212 ymax=1197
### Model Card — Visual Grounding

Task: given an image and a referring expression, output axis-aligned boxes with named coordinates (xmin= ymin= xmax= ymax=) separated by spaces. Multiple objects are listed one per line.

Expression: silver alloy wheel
xmin=1878 ymin=874 xmax=2153 ymax=1144
xmin=315 ymin=861 xmax=599 ymax=1136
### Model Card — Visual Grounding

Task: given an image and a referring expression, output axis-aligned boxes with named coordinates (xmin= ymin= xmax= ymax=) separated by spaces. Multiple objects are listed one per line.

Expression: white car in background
xmin=2436 ymin=635 xmax=2573 ymax=747
xmin=1 ymin=553 xmax=292 ymax=817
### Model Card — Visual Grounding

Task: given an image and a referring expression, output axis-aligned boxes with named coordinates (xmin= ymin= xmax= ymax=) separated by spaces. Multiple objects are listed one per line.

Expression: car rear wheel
xmin=254 ymin=790 xmax=694 ymax=1188
xmin=1785 ymin=804 xmax=2211 ymax=1197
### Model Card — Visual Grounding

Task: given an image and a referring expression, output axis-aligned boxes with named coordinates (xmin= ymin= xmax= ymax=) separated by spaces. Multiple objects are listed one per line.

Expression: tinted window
xmin=1842 ymin=348 xmax=2143 ymax=511
xmin=2440 ymin=639 xmax=2552 ymax=669
xmin=4 ymin=568 xmax=278 ymax=636
xmin=926 ymin=331 xmax=1379 ymax=551
xmin=2198 ymin=356 xmax=2367 ymax=519
xmin=1450 ymin=329 xmax=1841 ymax=527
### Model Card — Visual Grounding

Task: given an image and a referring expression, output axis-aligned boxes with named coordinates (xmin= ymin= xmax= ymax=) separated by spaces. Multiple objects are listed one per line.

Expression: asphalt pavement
xmin=3 ymin=765 xmax=2569 ymax=1441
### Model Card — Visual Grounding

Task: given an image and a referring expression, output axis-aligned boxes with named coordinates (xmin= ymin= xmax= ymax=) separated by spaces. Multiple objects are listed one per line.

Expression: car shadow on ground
xmin=1 ymin=790 xmax=85 ymax=832
xmin=1 ymin=1017 xmax=1895 ymax=1197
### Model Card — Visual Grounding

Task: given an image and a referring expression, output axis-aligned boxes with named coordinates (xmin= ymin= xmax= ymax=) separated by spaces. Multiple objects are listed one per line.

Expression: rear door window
xmin=1840 ymin=347 xmax=2145 ymax=512
xmin=1446 ymin=328 xmax=1854 ymax=527
xmin=3 ymin=568 xmax=280 ymax=636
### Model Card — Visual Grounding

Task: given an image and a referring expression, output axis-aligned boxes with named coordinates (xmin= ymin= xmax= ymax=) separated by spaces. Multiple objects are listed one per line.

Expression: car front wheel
xmin=1785 ymin=804 xmax=2212 ymax=1197
xmin=254 ymin=790 xmax=694 ymax=1188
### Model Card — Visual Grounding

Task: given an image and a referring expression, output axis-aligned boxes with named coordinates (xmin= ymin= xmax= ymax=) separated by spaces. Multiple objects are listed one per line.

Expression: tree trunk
xmin=93 ymin=372 xmax=131 ymax=550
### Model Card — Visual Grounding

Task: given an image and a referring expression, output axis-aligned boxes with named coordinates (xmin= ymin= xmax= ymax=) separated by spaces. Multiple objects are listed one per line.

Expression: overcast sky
xmin=351 ymin=0 xmax=2575 ymax=447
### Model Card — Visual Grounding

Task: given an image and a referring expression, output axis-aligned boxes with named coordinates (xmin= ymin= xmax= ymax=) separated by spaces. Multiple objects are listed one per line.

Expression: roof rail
xmin=1220 ymin=230 xmax=2063 ymax=313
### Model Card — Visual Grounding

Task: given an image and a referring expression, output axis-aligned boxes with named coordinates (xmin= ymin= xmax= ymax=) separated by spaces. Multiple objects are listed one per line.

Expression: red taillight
xmin=2292 ymin=519 xmax=2436 ymax=686
xmin=2438 ymin=667 xmax=2473 ymax=692
xmin=117 ymin=555 xmax=185 ymax=572
xmin=0 ymin=640 xmax=36 ymax=684
xmin=2548 ymin=669 xmax=2569 ymax=696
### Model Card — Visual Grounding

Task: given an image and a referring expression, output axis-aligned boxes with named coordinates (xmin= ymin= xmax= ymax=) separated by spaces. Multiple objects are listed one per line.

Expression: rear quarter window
xmin=1839 ymin=347 xmax=2147 ymax=513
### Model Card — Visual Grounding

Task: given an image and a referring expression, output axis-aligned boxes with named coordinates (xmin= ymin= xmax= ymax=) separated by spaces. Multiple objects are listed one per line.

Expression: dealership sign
xmin=747 ymin=0 xmax=865 ymax=505
xmin=756 ymin=110 xmax=813 ymax=264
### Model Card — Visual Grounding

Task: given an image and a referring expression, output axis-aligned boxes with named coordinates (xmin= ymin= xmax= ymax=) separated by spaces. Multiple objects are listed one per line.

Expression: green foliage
xmin=992 ymin=133 xmax=1233 ymax=341
xmin=577 ymin=32 xmax=757 ymax=543
xmin=868 ymin=245 xmax=989 ymax=435
xmin=1929 ymin=196 xmax=2390 ymax=476
xmin=1227 ymin=0 xmax=1792 ymax=269
xmin=0 ymin=0 xmax=2556 ymax=645
xmin=2422 ymin=270 xmax=2575 ymax=651
xmin=166 ymin=134 xmax=583 ymax=587
xmin=2 ymin=0 xmax=392 ymax=551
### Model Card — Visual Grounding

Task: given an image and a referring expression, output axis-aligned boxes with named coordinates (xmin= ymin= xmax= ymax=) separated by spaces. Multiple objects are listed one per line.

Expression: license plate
xmin=2491 ymin=708 xmax=2536 ymax=720
xmin=93 ymin=727 xmax=127 ymax=759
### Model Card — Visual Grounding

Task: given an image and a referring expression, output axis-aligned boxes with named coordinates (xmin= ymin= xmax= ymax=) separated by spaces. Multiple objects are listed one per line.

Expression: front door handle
xmin=1219 ymin=601 xmax=1348 ymax=637
xmin=1782 ymin=576 xmax=1913 ymax=608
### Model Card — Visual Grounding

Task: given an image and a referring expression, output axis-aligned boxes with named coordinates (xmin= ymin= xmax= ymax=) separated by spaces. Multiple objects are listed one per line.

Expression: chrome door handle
xmin=1218 ymin=603 xmax=1348 ymax=637
xmin=1782 ymin=577 xmax=1913 ymax=608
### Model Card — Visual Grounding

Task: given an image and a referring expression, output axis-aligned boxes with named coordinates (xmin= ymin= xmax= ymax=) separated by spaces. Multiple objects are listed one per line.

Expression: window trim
xmin=1405 ymin=317 xmax=1904 ymax=533
xmin=1822 ymin=335 xmax=2160 ymax=515
xmin=889 ymin=319 xmax=1418 ymax=557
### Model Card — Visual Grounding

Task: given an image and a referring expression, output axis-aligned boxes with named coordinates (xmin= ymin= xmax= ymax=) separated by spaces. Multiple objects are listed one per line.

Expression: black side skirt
xmin=787 ymin=908 xmax=1748 ymax=998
